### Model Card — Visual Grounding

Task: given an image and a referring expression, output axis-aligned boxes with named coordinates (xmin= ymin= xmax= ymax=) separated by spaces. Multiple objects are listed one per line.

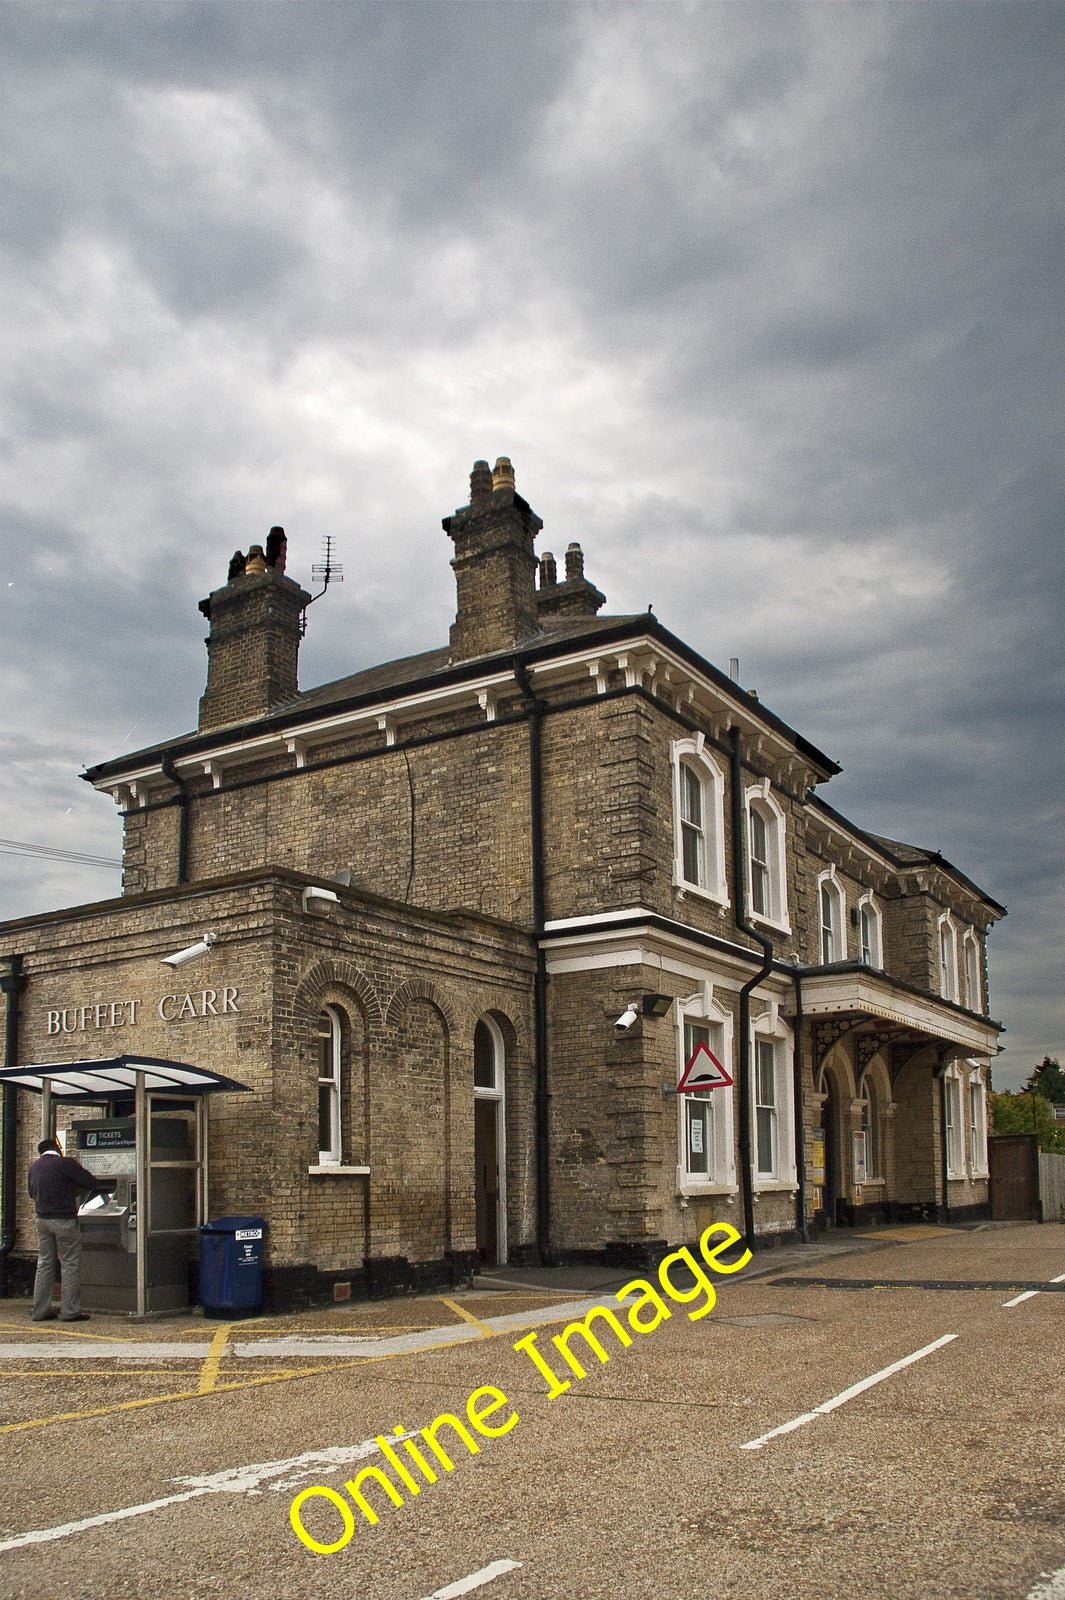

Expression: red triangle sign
xmin=677 ymin=1041 xmax=733 ymax=1093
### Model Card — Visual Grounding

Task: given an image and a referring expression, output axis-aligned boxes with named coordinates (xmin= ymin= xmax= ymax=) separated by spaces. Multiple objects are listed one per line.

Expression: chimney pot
xmin=565 ymin=542 xmax=584 ymax=581
xmin=245 ymin=545 xmax=268 ymax=575
xmin=492 ymin=456 xmax=515 ymax=493
xmin=539 ymin=552 xmax=558 ymax=590
xmin=470 ymin=460 xmax=493 ymax=506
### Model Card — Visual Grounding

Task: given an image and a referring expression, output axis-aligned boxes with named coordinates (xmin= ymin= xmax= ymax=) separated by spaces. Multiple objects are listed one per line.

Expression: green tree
xmin=1025 ymin=1056 xmax=1065 ymax=1105
xmin=990 ymin=1090 xmax=1065 ymax=1153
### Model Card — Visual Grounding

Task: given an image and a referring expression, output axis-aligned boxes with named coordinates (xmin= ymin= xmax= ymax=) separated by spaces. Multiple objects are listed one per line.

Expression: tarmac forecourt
xmin=288 ymin=1222 xmax=752 ymax=1555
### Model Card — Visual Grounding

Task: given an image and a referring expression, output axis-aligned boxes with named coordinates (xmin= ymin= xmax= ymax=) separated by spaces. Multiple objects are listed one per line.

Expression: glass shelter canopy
xmin=0 ymin=1055 xmax=249 ymax=1098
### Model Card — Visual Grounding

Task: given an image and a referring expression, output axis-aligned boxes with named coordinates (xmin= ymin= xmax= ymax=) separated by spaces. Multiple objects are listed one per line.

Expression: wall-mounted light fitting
xmin=640 ymin=993 xmax=674 ymax=1018
xmin=161 ymin=932 xmax=217 ymax=969
xmin=302 ymin=885 xmax=340 ymax=913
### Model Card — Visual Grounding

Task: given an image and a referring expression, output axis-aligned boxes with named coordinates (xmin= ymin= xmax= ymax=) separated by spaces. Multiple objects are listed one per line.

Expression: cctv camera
xmin=614 ymin=1005 xmax=639 ymax=1031
xmin=161 ymin=932 xmax=217 ymax=968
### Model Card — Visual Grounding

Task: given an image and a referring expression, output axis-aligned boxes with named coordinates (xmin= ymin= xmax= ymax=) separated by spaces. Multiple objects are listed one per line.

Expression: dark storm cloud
xmin=0 ymin=1 xmax=1061 ymax=1083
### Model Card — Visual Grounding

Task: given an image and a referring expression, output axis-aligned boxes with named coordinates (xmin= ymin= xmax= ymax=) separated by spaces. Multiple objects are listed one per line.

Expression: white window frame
xmin=857 ymin=893 xmax=883 ymax=969
xmin=317 ymin=1006 xmax=343 ymax=1165
xmin=967 ymin=1062 xmax=989 ymax=1177
xmin=671 ymin=736 xmax=728 ymax=906
xmin=473 ymin=1014 xmax=508 ymax=1266
xmin=962 ymin=931 xmax=982 ymax=1013
xmin=938 ymin=914 xmax=959 ymax=1004
xmin=751 ymin=1008 xmax=796 ymax=1192
xmin=858 ymin=1073 xmax=881 ymax=1181
xmin=745 ymin=780 xmax=790 ymax=932
xmin=816 ymin=867 xmax=846 ymax=965
xmin=944 ymin=1062 xmax=964 ymax=1178
xmin=676 ymin=989 xmax=735 ymax=1196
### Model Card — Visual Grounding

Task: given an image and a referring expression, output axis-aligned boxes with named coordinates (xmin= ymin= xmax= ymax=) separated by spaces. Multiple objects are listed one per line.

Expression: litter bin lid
xmin=201 ymin=1215 xmax=267 ymax=1234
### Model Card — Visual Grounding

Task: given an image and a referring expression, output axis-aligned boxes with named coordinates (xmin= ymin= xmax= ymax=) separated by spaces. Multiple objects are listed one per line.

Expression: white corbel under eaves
xmin=477 ymin=690 xmax=497 ymax=722
xmin=377 ymin=715 xmax=396 ymax=747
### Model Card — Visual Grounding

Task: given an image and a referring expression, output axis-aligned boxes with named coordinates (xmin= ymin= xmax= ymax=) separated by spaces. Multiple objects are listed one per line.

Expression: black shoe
xmin=60 ymin=1313 xmax=90 ymax=1322
xmin=32 ymin=1311 xmax=58 ymax=1321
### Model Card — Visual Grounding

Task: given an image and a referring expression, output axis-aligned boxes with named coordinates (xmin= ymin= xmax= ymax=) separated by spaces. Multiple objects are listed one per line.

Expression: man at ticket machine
xmin=28 ymin=1137 xmax=108 ymax=1322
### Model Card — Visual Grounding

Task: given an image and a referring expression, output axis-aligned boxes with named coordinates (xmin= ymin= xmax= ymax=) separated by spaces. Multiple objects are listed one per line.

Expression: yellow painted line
xmin=0 ymin=1321 xmax=141 ymax=1344
xmin=197 ymin=1321 xmax=232 ymax=1393
xmin=0 ymin=1296 xmax=628 ymax=1436
xmin=439 ymin=1297 xmax=495 ymax=1337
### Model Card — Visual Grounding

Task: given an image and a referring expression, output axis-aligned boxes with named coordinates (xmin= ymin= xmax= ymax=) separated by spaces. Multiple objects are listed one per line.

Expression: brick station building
xmin=0 ymin=458 xmax=1004 ymax=1307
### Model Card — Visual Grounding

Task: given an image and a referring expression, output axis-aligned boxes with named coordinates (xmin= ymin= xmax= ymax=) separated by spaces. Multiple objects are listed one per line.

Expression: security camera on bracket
xmin=160 ymin=932 xmax=217 ymax=968
xmin=614 ymin=1004 xmax=639 ymax=1031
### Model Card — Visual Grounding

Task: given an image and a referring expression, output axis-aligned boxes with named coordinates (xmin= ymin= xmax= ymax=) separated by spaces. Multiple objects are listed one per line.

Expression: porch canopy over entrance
xmin=786 ymin=963 xmax=1001 ymax=1064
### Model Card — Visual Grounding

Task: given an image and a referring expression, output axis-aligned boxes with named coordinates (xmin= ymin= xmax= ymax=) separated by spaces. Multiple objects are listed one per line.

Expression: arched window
xmin=676 ymin=995 xmax=735 ymax=1192
xmin=858 ymin=1075 xmax=880 ymax=1179
xmin=746 ymin=783 xmax=789 ymax=929
xmin=943 ymin=1062 xmax=964 ymax=1176
xmin=858 ymin=895 xmax=883 ymax=968
xmin=751 ymin=1011 xmax=796 ymax=1189
xmin=817 ymin=870 xmax=846 ymax=964
xmin=473 ymin=1016 xmax=507 ymax=1265
xmin=967 ymin=1064 xmax=989 ymax=1176
xmin=317 ymin=1007 xmax=342 ymax=1164
xmin=671 ymin=737 xmax=727 ymax=902
xmin=963 ymin=932 xmax=982 ymax=1012
xmin=939 ymin=915 xmax=959 ymax=1003
xmin=680 ymin=763 xmax=706 ymax=885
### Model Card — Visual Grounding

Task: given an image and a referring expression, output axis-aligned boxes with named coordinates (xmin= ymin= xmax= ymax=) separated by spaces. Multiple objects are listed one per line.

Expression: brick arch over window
xmin=385 ymin=987 xmax=453 ymax=1261
xmin=293 ymin=959 xmax=384 ymax=1031
xmin=385 ymin=977 xmax=459 ymax=1037
xmin=290 ymin=961 xmax=376 ymax=1168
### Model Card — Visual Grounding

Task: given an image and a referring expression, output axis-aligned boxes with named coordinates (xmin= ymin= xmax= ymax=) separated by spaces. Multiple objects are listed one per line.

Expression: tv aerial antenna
xmin=301 ymin=535 xmax=343 ymax=635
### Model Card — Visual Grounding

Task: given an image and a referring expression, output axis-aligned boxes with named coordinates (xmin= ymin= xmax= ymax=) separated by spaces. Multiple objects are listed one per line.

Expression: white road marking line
xmin=1027 ymin=1563 xmax=1065 ymax=1598
xmin=739 ymin=1333 xmax=959 ymax=1450
xmin=1003 ymin=1272 xmax=1065 ymax=1308
xmin=420 ymin=1559 xmax=523 ymax=1599
xmin=0 ymin=1437 xmax=390 ymax=1553
xmin=0 ymin=1293 xmax=620 ymax=1364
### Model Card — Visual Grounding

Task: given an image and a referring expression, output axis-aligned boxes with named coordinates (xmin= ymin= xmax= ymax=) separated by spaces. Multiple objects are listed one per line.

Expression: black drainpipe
xmin=514 ymin=660 xmax=552 ymax=1265
xmin=0 ymin=955 xmax=26 ymax=1292
xmin=791 ymin=968 xmax=810 ymax=1243
xmin=729 ymin=727 xmax=775 ymax=1250
xmin=160 ymin=752 xmax=189 ymax=884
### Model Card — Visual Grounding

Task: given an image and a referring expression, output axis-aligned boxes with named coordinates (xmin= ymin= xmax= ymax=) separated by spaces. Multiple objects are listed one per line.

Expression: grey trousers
xmin=32 ymin=1217 xmax=82 ymax=1319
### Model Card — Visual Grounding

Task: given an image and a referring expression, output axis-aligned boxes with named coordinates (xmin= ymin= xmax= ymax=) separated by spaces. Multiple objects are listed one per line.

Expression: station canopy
xmin=0 ymin=1056 xmax=250 ymax=1099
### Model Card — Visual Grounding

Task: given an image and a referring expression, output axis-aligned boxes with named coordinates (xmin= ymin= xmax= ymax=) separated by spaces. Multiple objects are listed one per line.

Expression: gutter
xmin=514 ymin=660 xmax=552 ymax=1265
xmin=729 ymin=727 xmax=775 ymax=1250
xmin=0 ymin=955 xmax=25 ymax=1289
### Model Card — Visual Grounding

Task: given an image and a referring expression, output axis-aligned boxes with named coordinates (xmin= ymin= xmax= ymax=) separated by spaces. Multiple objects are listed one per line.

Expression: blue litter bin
xmin=199 ymin=1216 xmax=266 ymax=1316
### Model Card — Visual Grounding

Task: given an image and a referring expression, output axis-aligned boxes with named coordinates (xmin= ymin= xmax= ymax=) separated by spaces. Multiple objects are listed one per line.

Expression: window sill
xmin=752 ymin=1179 xmax=799 ymax=1194
xmin=749 ymin=910 xmax=792 ymax=936
xmin=677 ymin=1182 xmax=738 ymax=1198
xmin=673 ymin=879 xmax=730 ymax=911
xmin=308 ymin=1164 xmax=370 ymax=1176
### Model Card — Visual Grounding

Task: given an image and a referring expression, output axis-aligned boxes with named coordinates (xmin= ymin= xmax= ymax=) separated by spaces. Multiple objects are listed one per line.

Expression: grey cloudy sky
xmin=1 ymin=1 xmax=1061 ymax=1089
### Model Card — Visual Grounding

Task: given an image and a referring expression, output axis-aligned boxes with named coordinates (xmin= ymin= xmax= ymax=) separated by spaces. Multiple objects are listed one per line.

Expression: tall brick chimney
xmin=197 ymin=529 xmax=312 ymax=732
xmin=443 ymin=458 xmax=543 ymax=660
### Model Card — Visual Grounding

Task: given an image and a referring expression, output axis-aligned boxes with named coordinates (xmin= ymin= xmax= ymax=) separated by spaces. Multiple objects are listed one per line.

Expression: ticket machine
xmin=75 ymin=1113 xmax=197 ymax=1314
xmin=0 ymin=1054 xmax=248 ymax=1317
